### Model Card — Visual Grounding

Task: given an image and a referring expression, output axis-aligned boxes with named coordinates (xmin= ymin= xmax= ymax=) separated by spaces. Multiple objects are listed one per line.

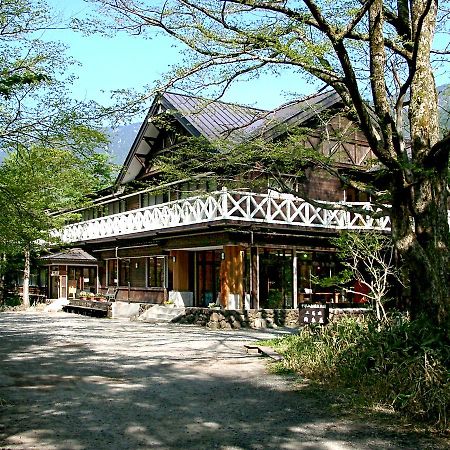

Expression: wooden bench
xmin=63 ymin=299 xmax=112 ymax=318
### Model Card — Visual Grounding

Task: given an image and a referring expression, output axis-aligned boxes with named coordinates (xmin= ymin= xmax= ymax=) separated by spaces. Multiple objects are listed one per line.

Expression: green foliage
xmin=152 ymin=127 xmax=321 ymax=195
xmin=268 ymin=315 xmax=449 ymax=430
xmin=0 ymin=0 xmax=116 ymax=261
xmin=0 ymin=0 xmax=109 ymax=155
xmin=2 ymin=295 xmax=22 ymax=307
xmin=0 ymin=144 xmax=111 ymax=255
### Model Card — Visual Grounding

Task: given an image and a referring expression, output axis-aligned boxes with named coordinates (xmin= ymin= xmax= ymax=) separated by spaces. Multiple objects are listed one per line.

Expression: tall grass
xmin=270 ymin=314 xmax=449 ymax=431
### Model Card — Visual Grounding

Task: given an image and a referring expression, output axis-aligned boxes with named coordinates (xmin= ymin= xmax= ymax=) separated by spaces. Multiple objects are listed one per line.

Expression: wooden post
xmin=292 ymin=247 xmax=298 ymax=309
xmin=251 ymin=247 xmax=259 ymax=310
xmin=220 ymin=245 xmax=244 ymax=309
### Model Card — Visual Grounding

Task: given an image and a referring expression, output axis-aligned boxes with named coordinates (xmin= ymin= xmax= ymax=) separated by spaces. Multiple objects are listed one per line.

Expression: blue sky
xmin=45 ymin=0 xmax=448 ymax=116
xmin=44 ymin=0 xmax=318 ymax=113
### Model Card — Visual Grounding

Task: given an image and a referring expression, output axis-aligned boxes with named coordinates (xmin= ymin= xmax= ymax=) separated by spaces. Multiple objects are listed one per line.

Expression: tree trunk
xmin=390 ymin=170 xmax=449 ymax=331
xmin=22 ymin=248 xmax=30 ymax=309
xmin=388 ymin=0 xmax=449 ymax=332
xmin=0 ymin=253 xmax=5 ymax=304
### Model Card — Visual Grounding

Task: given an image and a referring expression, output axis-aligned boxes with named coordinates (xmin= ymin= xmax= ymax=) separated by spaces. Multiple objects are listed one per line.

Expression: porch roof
xmin=40 ymin=248 xmax=98 ymax=265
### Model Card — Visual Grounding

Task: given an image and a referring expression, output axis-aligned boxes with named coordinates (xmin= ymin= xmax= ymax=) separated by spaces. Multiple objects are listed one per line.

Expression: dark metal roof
xmin=161 ymin=90 xmax=341 ymax=143
xmin=162 ymin=92 xmax=266 ymax=142
xmin=40 ymin=248 xmax=97 ymax=265
xmin=258 ymin=90 xmax=342 ymax=140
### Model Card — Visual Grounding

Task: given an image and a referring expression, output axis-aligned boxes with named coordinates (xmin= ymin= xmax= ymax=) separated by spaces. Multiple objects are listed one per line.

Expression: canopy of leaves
xmin=0 ymin=144 xmax=110 ymax=255
xmin=0 ymin=0 xmax=111 ymax=157
xmin=0 ymin=0 xmax=117 ymax=256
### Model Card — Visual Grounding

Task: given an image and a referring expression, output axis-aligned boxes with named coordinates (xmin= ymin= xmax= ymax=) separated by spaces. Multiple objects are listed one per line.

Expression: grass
xmin=260 ymin=313 xmax=449 ymax=432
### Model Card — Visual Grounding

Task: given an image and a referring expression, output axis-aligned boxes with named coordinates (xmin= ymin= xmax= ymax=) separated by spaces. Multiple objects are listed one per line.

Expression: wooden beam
xmin=143 ymin=136 xmax=157 ymax=146
xmin=134 ymin=153 xmax=147 ymax=168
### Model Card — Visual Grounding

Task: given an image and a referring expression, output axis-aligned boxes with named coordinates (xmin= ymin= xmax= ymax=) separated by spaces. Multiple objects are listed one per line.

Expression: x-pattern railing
xmin=58 ymin=188 xmax=439 ymax=244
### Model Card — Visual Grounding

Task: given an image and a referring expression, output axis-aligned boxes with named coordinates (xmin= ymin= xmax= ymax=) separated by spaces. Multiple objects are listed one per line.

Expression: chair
xmin=105 ymin=286 xmax=117 ymax=302
xmin=68 ymin=286 xmax=77 ymax=300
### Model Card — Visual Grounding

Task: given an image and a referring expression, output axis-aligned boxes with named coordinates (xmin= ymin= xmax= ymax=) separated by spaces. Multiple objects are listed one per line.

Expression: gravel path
xmin=0 ymin=311 xmax=446 ymax=449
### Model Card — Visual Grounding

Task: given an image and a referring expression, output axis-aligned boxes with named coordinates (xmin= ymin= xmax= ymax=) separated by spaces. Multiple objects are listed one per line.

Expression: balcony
xmin=56 ymin=189 xmax=401 ymax=244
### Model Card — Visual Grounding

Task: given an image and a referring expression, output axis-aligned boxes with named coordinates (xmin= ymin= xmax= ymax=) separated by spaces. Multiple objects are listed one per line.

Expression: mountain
xmin=106 ymin=122 xmax=141 ymax=166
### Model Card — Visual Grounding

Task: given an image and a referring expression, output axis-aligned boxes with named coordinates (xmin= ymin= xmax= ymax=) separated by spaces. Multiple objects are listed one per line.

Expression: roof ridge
xmin=163 ymin=91 xmax=268 ymax=113
xmin=275 ymin=89 xmax=337 ymax=110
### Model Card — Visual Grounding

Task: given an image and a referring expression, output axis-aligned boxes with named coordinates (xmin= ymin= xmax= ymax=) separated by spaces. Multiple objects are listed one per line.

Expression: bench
xmin=63 ymin=299 xmax=112 ymax=318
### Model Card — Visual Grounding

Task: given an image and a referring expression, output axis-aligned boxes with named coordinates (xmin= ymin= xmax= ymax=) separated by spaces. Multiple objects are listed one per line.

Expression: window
xmin=148 ymin=256 xmax=165 ymax=287
xmin=119 ymin=258 xmax=130 ymax=286
xmin=107 ymin=259 xmax=118 ymax=286
xmin=130 ymin=258 xmax=146 ymax=288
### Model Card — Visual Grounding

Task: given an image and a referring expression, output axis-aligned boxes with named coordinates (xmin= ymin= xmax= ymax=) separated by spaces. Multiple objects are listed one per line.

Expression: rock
xmin=253 ymin=318 xmax=267 ymax=328
xmin=220 ymin=321 xmax=232 ymax=330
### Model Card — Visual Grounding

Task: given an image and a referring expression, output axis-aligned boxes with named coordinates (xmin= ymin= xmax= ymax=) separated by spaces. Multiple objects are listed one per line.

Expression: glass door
xmin=196 ymin=250 xmax=221 ymax=306
xmin=259 ymin=249 xmax=293 ymax=308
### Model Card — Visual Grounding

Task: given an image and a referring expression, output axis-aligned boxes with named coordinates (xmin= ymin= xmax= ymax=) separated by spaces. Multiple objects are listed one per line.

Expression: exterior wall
xmin=114 ymin=287 xmax=166 ymax=303
xmin=303 ymin=169 xmax=343 ymax=202
xmin=171 ymin=250 xmax=190 ymax=291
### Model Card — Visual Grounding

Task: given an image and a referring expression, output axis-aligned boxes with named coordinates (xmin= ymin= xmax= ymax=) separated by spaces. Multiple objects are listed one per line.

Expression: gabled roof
xmin=40 ymin=248 xmax=97 ymax=265
xmin=116 ymin=89 xmax=343 ymax=186
xmin=161 ymin=92 xmax=265 ymax=141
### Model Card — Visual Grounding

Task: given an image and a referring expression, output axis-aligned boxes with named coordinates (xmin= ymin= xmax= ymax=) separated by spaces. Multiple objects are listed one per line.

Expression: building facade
xmin=41 ymin=90 xmax=392 ymax=309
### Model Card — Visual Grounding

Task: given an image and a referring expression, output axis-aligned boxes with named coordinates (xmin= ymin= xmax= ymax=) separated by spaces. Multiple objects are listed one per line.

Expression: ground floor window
xmin=148 ymin=256 xmax=165 ymax=287
xmin=119 ymin=259 xmax=130 ymax=286
xmin=107 ymin=259 xmax=118 ymax=286
xmin=297 ymin=251 xmax=337 ymax=303
xmin=129 ymin=258 xmax=146 ymax=288
xmin=68 ymin=266 xmax=97 ymax=294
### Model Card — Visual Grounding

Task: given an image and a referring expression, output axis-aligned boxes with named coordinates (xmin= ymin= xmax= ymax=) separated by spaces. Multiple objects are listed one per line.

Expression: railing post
xmin=221 ymin=187 xmax=229 ymax=219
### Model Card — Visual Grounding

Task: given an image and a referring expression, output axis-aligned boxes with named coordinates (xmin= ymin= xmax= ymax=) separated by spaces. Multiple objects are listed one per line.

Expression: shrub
xmin=269 ymin=314 xmax=449 ymax=430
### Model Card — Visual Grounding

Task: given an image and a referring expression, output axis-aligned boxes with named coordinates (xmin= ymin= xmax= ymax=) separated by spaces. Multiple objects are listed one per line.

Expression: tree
xmin=88 ymin=0 xmax=449 ymax=329
xmin=333 ymin=232 xmax=401 ymax=322
xmin=0 ymin=0 xmax=107 ymax=156
xmin=0 ymin=144 xmax=111 ymax=307
xmin=0 ymin=0 xmax=115 ymax=306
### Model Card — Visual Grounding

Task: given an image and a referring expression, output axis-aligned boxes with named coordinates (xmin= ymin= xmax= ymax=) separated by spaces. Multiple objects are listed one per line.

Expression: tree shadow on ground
xmin=0 ymin=312 xmax=446 ymax=450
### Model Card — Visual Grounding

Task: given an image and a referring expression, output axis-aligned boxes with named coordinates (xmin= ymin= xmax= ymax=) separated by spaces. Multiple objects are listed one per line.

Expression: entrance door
xmin=49 ymin=266 xmax=67 ymax=299
xmin=259 ymin=249 xmax=293 ymax=308
xmin=196 ymin=250 xmax=221 ymax=306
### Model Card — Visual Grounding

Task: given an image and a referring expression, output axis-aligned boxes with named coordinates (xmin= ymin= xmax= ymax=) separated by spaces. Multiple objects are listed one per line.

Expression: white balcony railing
xmin=57 ymin=189 xmax=399 ymax=244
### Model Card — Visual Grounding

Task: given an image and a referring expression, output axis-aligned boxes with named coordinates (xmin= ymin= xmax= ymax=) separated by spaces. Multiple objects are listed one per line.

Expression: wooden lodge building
xmin=39 ymin=90 xmax=391 ymax=311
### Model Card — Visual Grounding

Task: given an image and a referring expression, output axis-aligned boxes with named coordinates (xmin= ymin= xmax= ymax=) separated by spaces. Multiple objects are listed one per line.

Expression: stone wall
xmin=174 ymin=306 xmax=372 ymax=329
xmin=174 ymin=308 xmax=300 ymax=329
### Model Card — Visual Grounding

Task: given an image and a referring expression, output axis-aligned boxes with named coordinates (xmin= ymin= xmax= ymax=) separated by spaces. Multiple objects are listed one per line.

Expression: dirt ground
xmin=0 ymin=311 xmax=447 ymax=450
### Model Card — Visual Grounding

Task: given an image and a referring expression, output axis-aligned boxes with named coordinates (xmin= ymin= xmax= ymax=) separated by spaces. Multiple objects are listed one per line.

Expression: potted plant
xmin=208 ymin=302 xmax=221 ymax=310
xmin=79 ymin=291 xmax=89 ymax=300
xmin=95 ymin=293 xmax=107 ymax=302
